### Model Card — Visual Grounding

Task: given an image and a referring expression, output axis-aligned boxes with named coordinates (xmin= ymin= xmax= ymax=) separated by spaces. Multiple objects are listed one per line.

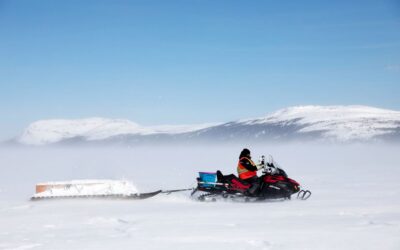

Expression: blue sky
xmin=0 ymin=0 xmax=399 ymax=140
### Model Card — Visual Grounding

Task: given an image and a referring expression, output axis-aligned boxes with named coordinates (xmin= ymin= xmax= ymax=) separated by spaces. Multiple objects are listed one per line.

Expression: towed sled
xmin=191 ymin=155 xmax=311 ymax=202
xmin=30 ymin=179 xmax=191 ymax=201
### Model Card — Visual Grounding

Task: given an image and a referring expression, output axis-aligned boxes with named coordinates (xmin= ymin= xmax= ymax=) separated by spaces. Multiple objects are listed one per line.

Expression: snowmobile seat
xmin=215 ymin=170 xmax=251 ymax=192
xmin=216 ymin=170 xmax=247 ymax=184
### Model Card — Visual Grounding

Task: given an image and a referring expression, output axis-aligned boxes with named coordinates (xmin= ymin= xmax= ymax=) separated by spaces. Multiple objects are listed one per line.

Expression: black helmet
xmin=239 ymin=148 xmax=251 ymax=159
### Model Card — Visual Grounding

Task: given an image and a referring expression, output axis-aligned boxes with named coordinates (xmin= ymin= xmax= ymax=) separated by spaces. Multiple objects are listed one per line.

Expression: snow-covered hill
xmin=195 ymin=105 xmax=400 ymax=142
xmin=17 ymin=118 xmax=217 ymax=145
xmin=16 ymin=106 xmax=400 ymax=145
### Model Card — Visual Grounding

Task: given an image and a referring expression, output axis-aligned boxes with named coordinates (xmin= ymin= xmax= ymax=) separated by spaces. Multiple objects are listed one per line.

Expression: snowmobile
xmin=191 ymin=155 xmax=311 ymax=202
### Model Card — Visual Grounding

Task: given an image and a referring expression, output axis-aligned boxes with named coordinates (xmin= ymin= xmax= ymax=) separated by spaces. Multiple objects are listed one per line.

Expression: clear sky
xmin=1 ymin=0 xmax=399 ymax=140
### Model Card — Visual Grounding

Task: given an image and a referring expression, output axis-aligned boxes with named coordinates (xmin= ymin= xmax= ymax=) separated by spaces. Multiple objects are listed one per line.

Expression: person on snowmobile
xmin=237 ymin=148 xmax=263 ymax=195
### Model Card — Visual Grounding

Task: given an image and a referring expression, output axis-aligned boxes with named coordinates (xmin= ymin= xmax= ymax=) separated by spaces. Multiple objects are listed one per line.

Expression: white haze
xmin=0 ymin=143 xmax=399 ymax=250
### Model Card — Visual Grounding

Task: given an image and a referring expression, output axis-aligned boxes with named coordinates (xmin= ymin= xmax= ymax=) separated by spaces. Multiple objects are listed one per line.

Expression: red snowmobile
xmin=191 ymin=155 xmax=311 ymax=202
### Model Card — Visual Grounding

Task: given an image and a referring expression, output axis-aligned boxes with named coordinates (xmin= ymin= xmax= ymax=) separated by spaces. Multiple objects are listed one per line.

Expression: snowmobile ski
xmin=297 ymin=190 xmax=312 ymax=200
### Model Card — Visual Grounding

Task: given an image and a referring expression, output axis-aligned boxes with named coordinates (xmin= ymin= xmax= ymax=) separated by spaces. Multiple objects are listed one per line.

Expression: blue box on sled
xmin=198 ymin=172 xmax=217 ymax=187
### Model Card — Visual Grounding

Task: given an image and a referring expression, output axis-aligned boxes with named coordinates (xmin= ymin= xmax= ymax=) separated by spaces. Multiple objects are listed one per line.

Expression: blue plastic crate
xmin=198 ymin=172 xmax=217 ymax=187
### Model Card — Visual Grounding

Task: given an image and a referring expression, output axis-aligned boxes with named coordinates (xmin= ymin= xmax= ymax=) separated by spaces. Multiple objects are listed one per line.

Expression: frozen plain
xmin=0 ymin=144 xmax=399 ymax=250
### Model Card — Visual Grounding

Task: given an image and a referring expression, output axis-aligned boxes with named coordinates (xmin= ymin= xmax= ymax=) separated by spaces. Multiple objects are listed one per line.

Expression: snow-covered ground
xmin=0 ymin=144 xmax=399 ymax=250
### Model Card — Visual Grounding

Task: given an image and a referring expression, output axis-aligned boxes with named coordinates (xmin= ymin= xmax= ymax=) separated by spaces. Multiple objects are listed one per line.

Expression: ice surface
xmin=0 ymin=144 xmax=399 ymax=250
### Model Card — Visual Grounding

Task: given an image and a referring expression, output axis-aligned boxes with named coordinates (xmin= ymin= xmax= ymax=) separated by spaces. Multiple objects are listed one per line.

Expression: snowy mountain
xmin=190 ymin=105 xmax=400 ymax=143
xmin=17 ymin=117 xmax=218 ymax=146
xmin=16 ymin=106 xmax=400 ymax=145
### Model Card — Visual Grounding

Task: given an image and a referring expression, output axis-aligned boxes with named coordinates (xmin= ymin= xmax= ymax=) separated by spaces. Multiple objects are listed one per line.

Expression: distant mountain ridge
xmin=16 ymin=105 xmax=400 ymax=145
